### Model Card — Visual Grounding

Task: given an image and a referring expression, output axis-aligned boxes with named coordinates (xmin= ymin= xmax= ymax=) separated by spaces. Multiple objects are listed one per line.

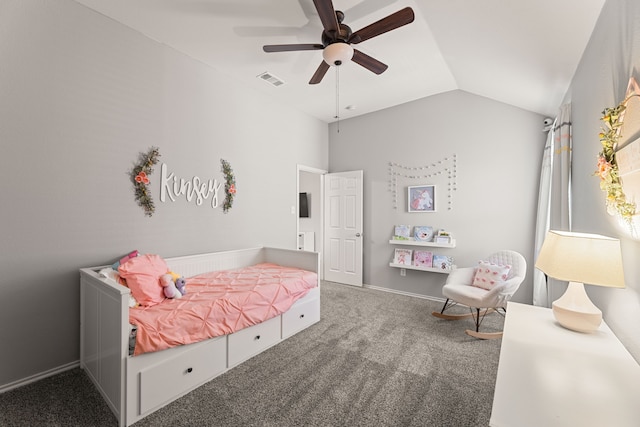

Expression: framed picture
xmin=408 ymin=185 xmax=435 ymax=212
xmin=393 ymin=248 xmax=413 ymax=266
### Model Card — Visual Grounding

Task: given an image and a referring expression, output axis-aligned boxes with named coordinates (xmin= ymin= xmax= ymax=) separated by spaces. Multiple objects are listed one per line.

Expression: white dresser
xmin=490 ymin=302 xmax=640 ymax=427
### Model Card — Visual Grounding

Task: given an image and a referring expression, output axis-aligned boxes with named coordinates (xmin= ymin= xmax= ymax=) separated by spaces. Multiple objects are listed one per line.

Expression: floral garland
xmin=131 ymin=146 xmax=161 ymax=217
xmin=595 ymin=103 xmax=636 ymax=220
xmin=220 ymin=159 xmax=236 ymax=213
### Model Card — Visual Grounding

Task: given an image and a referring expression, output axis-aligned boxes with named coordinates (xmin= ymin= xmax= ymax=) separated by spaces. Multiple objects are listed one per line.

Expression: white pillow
xmin=472 ymin=260 xmax=511 ymax=290
xmin=98 ymin=268 xmax=139 ymax=307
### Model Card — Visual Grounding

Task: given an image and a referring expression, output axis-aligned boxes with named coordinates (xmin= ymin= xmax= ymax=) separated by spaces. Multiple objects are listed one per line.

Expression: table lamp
xmin=534 ymin=230 xmax=625 ymax=333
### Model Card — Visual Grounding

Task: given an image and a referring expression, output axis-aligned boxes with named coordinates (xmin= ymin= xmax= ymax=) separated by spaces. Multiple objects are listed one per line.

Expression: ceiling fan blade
xmin=349 ymin=7 xmax=414 ymax=44
xmin=309 ymin=61 xmax=330 ymax=84
xmin=312 ymin=0 xmax=339 ymax=34
xmin=352 ymin=49 xmax=388 ymax=75
xmin=263 ymin=44 xmax=323 ymax=53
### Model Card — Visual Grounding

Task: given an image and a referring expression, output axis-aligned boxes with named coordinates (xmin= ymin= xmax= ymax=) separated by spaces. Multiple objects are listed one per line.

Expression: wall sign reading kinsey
xmin=159 ymin=163 xmax=222 ymax=208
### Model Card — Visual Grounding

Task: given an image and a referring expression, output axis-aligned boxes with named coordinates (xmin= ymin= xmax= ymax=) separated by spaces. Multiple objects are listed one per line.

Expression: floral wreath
xmin=221 ymin=159 xmax=236 ymax=213
xmin=595 ymin=97 xmax=638 ymax=220
xmin=131 ymin=146 xmax=161 ymax=217
xmin=596 ymin=78 xmax=640 ymax=222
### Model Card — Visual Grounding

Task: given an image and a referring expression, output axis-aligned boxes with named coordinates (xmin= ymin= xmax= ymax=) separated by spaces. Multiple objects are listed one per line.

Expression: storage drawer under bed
xmin=129 ymin=335 xmax=227 ymax=418
xmin=227 ymin=315 xmax=281 ymax=367
xmin=282 ymin=288 xmax=320 ymax=338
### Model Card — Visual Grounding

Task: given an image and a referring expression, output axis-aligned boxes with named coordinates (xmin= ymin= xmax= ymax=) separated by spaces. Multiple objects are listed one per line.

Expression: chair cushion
xmin=471 ymin=260 xmax=511 ymax=290
xmin=443 ymin=283 xmax=494 ymax=308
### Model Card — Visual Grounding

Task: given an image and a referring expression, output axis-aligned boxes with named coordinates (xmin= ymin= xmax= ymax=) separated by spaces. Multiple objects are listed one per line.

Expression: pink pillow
xmin=472 ymin=260 xmax=511 ymax=290
xmin=118 ymin=254 xmax=168 ymax=306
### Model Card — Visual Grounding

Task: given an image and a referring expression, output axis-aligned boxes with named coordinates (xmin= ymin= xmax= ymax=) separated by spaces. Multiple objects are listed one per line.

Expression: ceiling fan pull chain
xmin=335 ymin=66 xmax=340 ymax=132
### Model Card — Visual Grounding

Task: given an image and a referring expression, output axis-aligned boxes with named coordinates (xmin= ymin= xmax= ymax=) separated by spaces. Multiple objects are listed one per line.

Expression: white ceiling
xmin=73 ymin=0 xmax=606 ymax=123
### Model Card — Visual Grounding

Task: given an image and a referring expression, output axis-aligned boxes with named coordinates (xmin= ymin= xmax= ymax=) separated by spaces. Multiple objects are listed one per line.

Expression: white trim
xmin=0 ymin=360 xmax=79 ymax=394
xmin=363 ymin=284 xmax=446 ymax=303
xmin=297 ymin=164 xmax=327 ymax=280
xmin=296 ymin=164 xmax=327 ymax=175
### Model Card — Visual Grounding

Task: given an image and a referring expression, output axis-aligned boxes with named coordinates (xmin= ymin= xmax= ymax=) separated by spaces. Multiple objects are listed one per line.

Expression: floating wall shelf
xmin=388 ymin=239 xmax=456 ymax=248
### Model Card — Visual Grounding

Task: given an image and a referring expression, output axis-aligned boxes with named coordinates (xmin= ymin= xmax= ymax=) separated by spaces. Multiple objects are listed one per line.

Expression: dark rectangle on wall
xmin=299 ymin=193 xmax=309 ymax=218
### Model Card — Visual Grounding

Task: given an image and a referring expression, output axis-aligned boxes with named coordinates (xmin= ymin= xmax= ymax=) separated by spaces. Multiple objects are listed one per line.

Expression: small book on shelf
xmin=393 ymin=225 xmax=411 ymax=240
xmin=435 ymin=235 xmax=451 ymax=244
xmin=432 ymin=255 xmax=454 ymax=270
xmin=413 ymin=250 xmax=433 ymax=268
xmin=435 ymin=229 xmax=453 ymax=244
xmin=413 ymin=226 xmax=434 ymax=242
xmin=393 ymin=248 xmax=413 ymax=265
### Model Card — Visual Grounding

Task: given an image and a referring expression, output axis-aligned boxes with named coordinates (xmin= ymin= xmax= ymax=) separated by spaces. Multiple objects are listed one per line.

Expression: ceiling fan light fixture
xmin=323 ymin=42 xmax=354 ymax=66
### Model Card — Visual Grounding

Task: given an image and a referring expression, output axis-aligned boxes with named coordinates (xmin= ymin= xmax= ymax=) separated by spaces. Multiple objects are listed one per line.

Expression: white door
xmin=323 ymin=170 xmax=363 ymax=286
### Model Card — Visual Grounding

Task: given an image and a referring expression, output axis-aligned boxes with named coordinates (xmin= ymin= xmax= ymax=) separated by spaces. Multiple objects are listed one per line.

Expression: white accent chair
xmin=432 ymin=250 xmax=527 ymax=339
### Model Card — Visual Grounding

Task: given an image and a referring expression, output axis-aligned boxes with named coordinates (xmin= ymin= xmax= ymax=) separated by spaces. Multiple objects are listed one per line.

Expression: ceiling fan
xmin=263 ymin=0 xmax=415 ymax=84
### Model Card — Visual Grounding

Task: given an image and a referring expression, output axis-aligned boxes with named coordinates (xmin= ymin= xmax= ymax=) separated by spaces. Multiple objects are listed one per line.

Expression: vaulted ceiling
xmin=74 ymin=0 xmax=606 ymax=123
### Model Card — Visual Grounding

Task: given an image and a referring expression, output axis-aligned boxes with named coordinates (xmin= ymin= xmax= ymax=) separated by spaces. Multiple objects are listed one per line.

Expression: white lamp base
xmin=552 ymin=281 xmax=602 ymax=333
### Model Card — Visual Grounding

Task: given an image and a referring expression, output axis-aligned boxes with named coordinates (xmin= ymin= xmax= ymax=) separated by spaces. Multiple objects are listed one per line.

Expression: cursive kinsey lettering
xmin=159 ymin=163 xmax=221 ymax=208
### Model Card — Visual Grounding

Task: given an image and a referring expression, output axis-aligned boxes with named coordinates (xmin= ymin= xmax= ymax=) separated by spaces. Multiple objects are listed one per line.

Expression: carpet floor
xmin=0 ymin=281 xmax=504 ymax=426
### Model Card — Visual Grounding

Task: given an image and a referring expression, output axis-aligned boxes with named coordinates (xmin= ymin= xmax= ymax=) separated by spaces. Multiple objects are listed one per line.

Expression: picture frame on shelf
xmin=413 ymin=226 xmax=434 ymax=242
xmin=393 ymin=225 xmax=411 ymax=240
xmin=432 ymin=255 xmax=454 ymax=270
xmin=408 ymin=185 xmax=435 ymax=212
xmin=413 ymin=250 xmax=433 ymax=268
xmin=393 ymin=248 xmax=413 ymax=266
xmin=435 ymin=229 xmax=452 ymax=244
xmin=435 ymin=235 xmax=451 ymax=244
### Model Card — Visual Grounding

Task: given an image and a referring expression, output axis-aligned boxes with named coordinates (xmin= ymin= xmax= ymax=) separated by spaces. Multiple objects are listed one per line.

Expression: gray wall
xmin=562 ymin=0 xmax=640 ymax=360
xmin=0 ymin=0 xmax=327 ymax=388
xmin=329 ymin=90 xmax=545 ymax=302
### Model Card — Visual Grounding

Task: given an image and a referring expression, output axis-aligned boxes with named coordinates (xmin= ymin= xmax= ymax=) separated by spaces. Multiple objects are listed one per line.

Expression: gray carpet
xmin=0 ymin=281 xmax=504 ymax=426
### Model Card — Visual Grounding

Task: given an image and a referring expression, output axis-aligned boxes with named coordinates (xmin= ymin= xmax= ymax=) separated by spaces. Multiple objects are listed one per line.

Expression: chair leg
xmin=431 ymin=300 xmax=494 ymax=320
xmin=432 ymin=299 xmax=467 ymax=319
xmin=440 ymin=298 xmax=450 ymax=314
xmin=464 ymin=306 xmax=506 ymax=340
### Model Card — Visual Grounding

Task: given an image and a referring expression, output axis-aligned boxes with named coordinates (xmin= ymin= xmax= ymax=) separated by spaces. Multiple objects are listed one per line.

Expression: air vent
xmin=257 ymin=72 xmax=285 ymax=87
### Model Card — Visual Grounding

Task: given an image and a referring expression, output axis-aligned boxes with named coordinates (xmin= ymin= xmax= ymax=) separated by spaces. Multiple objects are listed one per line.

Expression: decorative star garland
xmin=131 ymin=146 xmax=160 ymax=217
xmin=595 ymin=102 xmax=636 ymax=220
xmin=220 ymin=159 xmax=236 ymax=213
xmin=388 ymin=154 xmax=457 ymax=210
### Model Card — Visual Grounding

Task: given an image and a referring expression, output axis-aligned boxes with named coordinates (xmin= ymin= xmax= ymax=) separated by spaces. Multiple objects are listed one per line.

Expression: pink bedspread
xmin=129 ymin=263 xmax=317 ymax=355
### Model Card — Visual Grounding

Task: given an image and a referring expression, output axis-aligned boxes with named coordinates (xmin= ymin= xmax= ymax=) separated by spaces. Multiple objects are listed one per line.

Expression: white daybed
xmin=80 ymin=247 xmax=320 ymax=427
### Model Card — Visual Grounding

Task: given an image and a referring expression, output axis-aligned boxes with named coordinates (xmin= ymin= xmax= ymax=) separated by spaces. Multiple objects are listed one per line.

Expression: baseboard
xmin=363 ymin=284 xmax=446 ymax=303
xmin=0 ymin=360 xmax=79 ymax=394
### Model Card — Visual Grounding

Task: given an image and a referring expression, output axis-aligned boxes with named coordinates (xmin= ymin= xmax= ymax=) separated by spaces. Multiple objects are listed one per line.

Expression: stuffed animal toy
xmin=160 ymin=273 xmax=182 ymax=299
xmin=175 ymin=277 xmax=187 ymax=296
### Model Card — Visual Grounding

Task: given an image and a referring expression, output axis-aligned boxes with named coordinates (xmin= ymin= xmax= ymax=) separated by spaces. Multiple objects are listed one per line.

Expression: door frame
xmin=297 ymin=165 xmax=327 ymax=280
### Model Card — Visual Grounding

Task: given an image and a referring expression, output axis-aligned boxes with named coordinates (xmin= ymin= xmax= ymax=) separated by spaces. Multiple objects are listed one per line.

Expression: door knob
xmin=356 ymin=233 xmax=362 ymax=237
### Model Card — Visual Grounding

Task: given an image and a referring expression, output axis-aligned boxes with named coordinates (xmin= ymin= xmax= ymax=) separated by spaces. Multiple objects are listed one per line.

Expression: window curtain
xmin=533 ymin=103 xmax=572 ymax=307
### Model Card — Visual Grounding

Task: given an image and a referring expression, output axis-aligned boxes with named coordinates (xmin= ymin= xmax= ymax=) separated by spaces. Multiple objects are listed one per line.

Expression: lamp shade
xmin=322 ymin=42 xmax=354 ymax=66
xmin=535 ymin=230 xmax=625 ymax=288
